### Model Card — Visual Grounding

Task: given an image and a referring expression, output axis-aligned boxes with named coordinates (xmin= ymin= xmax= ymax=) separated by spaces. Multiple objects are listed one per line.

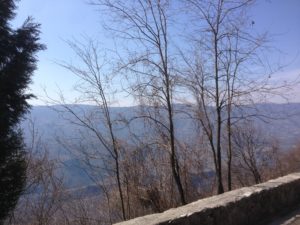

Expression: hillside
xmin=21 ymin=103 xmax=300 ymax=188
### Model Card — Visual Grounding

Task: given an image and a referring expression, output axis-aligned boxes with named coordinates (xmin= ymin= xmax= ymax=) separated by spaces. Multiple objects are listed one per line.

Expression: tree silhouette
xmin=0 ymin=0 xmax=44 ymax=222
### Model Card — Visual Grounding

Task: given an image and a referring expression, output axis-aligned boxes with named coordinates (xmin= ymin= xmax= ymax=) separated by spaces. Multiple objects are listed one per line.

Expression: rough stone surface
xmin=115 ymin=173 xmax=300 ymax=225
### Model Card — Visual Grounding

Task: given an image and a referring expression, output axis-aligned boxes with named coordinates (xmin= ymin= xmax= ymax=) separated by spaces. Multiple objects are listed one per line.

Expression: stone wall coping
xmin=115 ymin=173 xmax=300 ymax=225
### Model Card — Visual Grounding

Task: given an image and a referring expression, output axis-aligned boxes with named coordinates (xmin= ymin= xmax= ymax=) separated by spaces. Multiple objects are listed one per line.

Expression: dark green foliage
xmin=0 ymin=0 xmax=44 ymax=222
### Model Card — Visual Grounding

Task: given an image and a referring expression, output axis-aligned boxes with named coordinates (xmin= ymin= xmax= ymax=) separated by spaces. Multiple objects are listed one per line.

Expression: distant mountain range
xmin=21 ymin=103 xmax=300 ymax=188
xmin=22 ymin=103 xmax=300 ymax=149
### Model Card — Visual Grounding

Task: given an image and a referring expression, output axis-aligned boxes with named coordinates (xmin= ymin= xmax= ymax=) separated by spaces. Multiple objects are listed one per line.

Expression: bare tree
xmin=181 ymin=0 xmax=294 ymax=193
xmin=91 ymin=0 xmax=187 ymax=205
xmin=7 ymin=118 xmax=66 ymax=225
xmin=231 ymin=122 xmax=279 ymax=185
xmin=48 ymin=40 xmax=127 ymax=221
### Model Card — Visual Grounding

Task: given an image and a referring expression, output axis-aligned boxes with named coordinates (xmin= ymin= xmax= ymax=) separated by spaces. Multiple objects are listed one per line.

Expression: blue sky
xmin=12 ymin=0 xmax=300 ymax=105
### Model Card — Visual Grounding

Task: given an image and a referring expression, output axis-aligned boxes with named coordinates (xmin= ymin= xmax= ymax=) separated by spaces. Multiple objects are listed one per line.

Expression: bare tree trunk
xmin=226 ymin=108 xmax=233 ymax=191
xmin=168 ymin=100 xmax=186 ymax=204
xmin=214 ymin=3 xmax=224 ymax=193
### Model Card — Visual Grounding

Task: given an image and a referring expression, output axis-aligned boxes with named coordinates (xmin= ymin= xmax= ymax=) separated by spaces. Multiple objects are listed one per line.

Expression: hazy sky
xmin=12 ymin=0 xmax=300 ymax=105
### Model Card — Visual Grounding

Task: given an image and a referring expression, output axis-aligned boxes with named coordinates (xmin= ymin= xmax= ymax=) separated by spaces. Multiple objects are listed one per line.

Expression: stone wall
xmin=115 ymin=173 xmax=300 ymax=225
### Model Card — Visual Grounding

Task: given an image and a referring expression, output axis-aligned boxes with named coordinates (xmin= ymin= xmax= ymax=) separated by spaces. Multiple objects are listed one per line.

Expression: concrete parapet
xmin=115 ymin=173 xmax=300 ymax=225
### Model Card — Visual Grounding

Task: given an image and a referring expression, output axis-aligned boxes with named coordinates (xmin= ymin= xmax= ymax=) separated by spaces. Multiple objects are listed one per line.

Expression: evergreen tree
xmin=0 ymin=0 xmax=44 ymax=222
